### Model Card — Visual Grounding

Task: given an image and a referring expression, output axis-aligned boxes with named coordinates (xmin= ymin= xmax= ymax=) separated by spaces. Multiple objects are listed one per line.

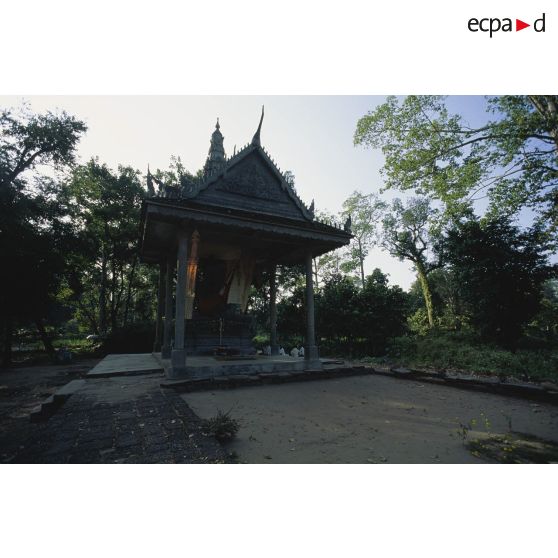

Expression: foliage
xmin=276 ymin=284 xmax=306 ymax=347
xmin=341 ymin=191 xmax=385 ymax=287
xmin=528 ymin=279 xmax=558 ymax=342
xmin=313 ymin=210 xmax=344 ymax=287
xmin=315 ymin=274 xmax=360 ymax=352
xmin=202 ymin=410 xmax=240 ymax=443
xmin=354 ymin=95 xmax=558 ymax=237
xmin=386 ymin=331 xmax=558 ymax=381
xmin=63 ymin=159 xmax=153 ymax=334
xmin=315 ymin=270 xmax=409 ymax=357
xmin=380 ymin=197 xmax=441 ymax=326
xmin=0 ymin=104 xmax=87 ymax=365
xmin=442 ymin=216 xmax=554 ymax=348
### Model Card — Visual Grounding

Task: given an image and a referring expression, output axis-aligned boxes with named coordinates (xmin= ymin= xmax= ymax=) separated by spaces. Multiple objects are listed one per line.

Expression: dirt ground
xmin=182 ymin=374 xmax=558 ymax=463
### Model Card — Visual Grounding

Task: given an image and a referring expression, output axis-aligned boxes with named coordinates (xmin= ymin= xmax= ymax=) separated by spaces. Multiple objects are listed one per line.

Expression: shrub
xmin=385 ymin=331 xmax=558 ymax=381
xmin=203 ymin=410 xmax=240 ymax=443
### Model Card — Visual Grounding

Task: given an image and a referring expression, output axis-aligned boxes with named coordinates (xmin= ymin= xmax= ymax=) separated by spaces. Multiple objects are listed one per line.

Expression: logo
xmin=468 ymin=13 xmax=546 ymax=37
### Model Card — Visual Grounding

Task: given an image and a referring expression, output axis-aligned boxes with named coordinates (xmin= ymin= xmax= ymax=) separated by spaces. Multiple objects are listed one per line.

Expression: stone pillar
xmin=171 ymin=233 xmax=188 ymax=377
xmin=161 ymin=257 xmax=174 ymax=359
xmin=269 ymin=263 xmax=278 ymax=355
xmin=304 ymin=249 xmax=321 ymax=368
xmin=153 ymin=262 xmax=165 ymax=353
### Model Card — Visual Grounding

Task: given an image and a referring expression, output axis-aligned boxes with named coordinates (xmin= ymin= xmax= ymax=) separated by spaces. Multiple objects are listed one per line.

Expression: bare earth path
xmin=183 ymin=374 xmax=558 ymax=463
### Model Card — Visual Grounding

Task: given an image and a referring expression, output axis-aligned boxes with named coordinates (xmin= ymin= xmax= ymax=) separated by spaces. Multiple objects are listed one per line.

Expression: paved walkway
xmin=3 ymin=374 xmax=227 ymax=464
xmin=87 ymin=353 xmax=163 ymax=378
xmin=183 ymin=374 xmax=558 ymax=463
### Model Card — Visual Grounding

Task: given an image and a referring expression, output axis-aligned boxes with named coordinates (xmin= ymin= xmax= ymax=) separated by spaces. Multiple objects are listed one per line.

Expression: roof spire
xmin=146 ymin=164 xmax=155 ymax=196
xmin=251 ymin=105 xmax=265 ymax=146
xmin=203 ymin=117 xmax=226 ymax=178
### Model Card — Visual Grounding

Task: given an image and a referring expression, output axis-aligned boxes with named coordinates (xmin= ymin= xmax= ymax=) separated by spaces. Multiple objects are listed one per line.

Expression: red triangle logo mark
xmin=516 ymin=19 xmax=530 ymax=31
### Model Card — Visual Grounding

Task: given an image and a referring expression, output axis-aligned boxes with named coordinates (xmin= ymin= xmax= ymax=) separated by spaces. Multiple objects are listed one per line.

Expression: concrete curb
xmin=30 ymin=379 xmax=86 ymax=422
xmin=161 ymin=364 xmax=558 ymax=405
xmin=160 ymin=365 xmax=369 ymax=392
xmin=376 ymin=367 xmax=558 ymax=405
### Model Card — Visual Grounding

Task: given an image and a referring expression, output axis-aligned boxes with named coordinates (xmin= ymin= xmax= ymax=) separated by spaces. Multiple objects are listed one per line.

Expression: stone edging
xmin=161 ymin=365 xmax=558 ymax=405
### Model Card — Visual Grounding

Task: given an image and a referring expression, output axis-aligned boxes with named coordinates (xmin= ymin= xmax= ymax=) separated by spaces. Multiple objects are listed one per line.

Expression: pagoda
xmin=140 ymin=108 xmax=352 ymax=378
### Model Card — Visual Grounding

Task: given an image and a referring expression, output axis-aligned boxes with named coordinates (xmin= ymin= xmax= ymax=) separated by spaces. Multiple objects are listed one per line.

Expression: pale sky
xmin=0 ymin=95 xmax=502 ymax=290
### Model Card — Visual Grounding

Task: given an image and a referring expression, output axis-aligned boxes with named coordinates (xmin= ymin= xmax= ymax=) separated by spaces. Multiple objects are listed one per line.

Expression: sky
xmin=1 ymin=95 xmax=502 ymax=290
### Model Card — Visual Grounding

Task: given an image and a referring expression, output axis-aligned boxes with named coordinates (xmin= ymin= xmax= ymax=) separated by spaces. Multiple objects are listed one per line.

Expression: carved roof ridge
xmin=255 ymin=146 xmax=314 ymax=221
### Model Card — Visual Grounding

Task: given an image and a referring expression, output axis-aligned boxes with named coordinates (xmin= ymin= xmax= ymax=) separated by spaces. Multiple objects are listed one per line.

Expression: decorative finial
xmin=309 ymin=199 xmax=315 ymax=217
xmin=233 ymin=144 xmax=236 ymax=156
xmin=344 ymin=214 xmax=352 ymax=233
xmin=203 ymin=117 xmax=226 ymax=178
xmin=251 ymin=105 xmax=265 ymax=146
xmin=147 ymin=164 xmax=155 ymax=196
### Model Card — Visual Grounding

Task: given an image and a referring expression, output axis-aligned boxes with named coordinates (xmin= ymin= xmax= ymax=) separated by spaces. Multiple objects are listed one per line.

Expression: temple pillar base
xmin=305 ymin=345 xmax=322 ymax=370
xmin=170 ymin=349 xmax=186 ymax=377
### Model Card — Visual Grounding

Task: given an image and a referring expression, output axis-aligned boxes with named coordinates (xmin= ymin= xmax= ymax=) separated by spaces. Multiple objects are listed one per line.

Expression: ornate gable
xmin=149 ymin=109 xmax=316 ymax=222
xmin=192 ymin=146 xmax=313 ymax=221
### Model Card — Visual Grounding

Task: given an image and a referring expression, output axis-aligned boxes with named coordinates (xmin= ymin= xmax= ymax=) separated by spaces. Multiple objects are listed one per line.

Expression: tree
xmin=63 ymin=159 xmax=149 ymax=334
xmin=0 ymin=104 xmax=86 ymax=365
xmin=315 ymin=274 xmax=360 ymax=353
xmin=354 ymin=95 xmax=558 ymax=237
xmin=380 ymin=197 xmax=441 ymax=328
xmin=443 ymin=217 xmax=554 ymax=348
xmin=315 ymin=270 xmax=408 ymax=357
xmin=356 ymin=269 xmax=409 ymax=355
xmin=341 ymin=190 xmax=385 ymax=288
xmin=283 ymin=170 xmax=296 ymax=192
xmin=312 ymin=210 xmax=345 ymax=288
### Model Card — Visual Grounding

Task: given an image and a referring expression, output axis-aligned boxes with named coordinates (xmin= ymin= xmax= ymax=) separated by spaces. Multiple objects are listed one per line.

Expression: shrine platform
xmin=86 ymin=353 xmax=344 ymax=380
xmin=156 ymin=353 xmax=330 ymax=380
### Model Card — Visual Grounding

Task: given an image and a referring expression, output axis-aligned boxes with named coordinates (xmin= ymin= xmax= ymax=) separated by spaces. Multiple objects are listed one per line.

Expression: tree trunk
xmin=110 ymin=253 xmax=118 ymax=331
xmin=358 ymin=239 xmax=365 ymax=289
xmin=35 ymin=317 xmax=56 ymax=361
xmin=123 ymin=254 xmax=138 ymax=326
xmin=77 ymin=299 xmax=99 ymax=335
xmin=99 ymin=238 xmax=108 ymax=334
xmin=415 ymin=260 xmax=434 ymax=328
xmin=312 ymin=258 xmax=319 ymax=289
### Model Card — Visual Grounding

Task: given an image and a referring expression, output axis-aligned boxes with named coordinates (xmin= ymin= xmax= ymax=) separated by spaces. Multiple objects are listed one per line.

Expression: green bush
xmin=203 ymin=410 xmax=240 ymax=443
xmin=385 ymin=331 xmax=558 ymax=381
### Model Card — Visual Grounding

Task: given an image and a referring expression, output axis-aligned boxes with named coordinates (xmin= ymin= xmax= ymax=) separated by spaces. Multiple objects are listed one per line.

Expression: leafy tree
xmin=0 ymin=104 xmax=86 ymax=365
xmin=312 ymin=210 xmax=345 ymax=288
xmin=354 ymin=95 xmax=558 ymax=236
xmin=529 ymin=279 xmax=558 ymax=342
xmin=380 ymin=197 xmax=441 ymax=327
xmin=152 ymin=155 xmax=202 ymax=196
xmin=341 ymin=190 xmax=385 ymax=288
xmin=356 ymin=269 xmax=409 ymax=355
xmin=315 ymin=274 xmax=360 ymax=353
xmin=315 ymin=270 xmax=408 ymax=357
xmin=276 ymin=284 xmax=306 ymax=346
xmin=443 ymin=217 xmax=554 ymax=348
xmin=63 ymin=159 xmax=149 ymax=334
xmin=283 ymin=170 xmax=296 ymax=192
